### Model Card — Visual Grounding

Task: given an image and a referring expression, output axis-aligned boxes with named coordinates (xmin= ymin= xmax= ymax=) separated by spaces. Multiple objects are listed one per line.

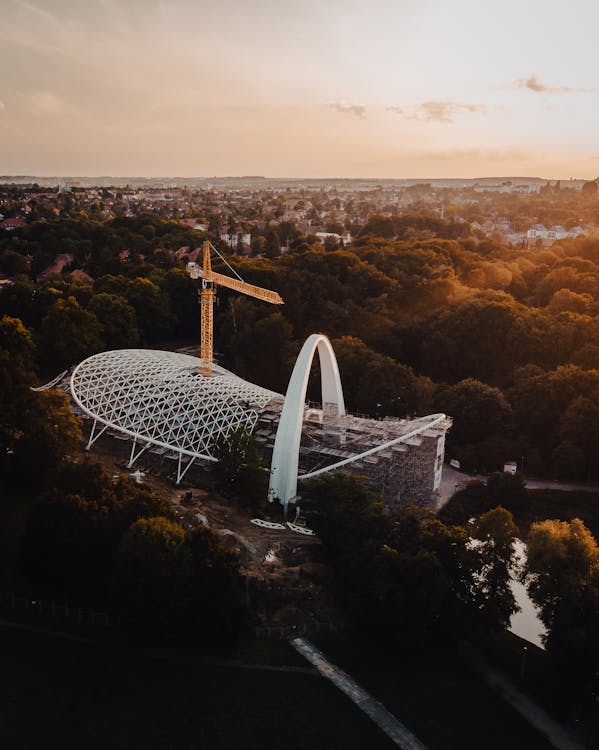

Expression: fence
xmin=0 ymin=592 xmax=119 ymax=628
xmin=253 ymin=620 xmax=344 ymax=640
xmin=0 ymin=591 xmax=342 ymax=641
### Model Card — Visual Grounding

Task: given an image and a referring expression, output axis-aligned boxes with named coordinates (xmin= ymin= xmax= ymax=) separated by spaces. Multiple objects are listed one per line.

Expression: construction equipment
xmin=187 ymin=241 xmax=283 ymax=376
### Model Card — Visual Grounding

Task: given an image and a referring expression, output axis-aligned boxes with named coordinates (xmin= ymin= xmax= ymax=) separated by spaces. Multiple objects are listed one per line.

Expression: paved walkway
xmin=291 ymin=637 xmax=428 ymax=750
xmin=466 ymin=650 xmax=585 ymax=750
xmin=440 ymin=465 xmax=599 ymax=507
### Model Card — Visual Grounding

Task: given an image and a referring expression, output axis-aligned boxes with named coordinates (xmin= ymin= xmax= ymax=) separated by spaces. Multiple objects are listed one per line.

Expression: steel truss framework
xmin=69 ymin=343 xmax=449 ymax=498
xmin=70 ymin=349 xmax=278 ymax=482
xmin=267 ymin=334 xmax=449 ymax=510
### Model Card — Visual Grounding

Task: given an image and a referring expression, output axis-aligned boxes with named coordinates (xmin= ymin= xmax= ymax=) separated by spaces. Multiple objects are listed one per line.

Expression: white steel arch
xmin=268 ymin=334 xmax=345 ymax=509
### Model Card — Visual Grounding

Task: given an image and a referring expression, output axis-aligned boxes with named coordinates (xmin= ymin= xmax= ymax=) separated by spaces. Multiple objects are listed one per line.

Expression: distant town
xmin=1 ymin=176 xmax=598 ymax=285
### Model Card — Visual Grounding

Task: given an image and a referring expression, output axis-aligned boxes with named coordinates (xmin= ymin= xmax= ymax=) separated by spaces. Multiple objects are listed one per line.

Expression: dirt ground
xmin=79 ymin=432 xmax=338 ymax=627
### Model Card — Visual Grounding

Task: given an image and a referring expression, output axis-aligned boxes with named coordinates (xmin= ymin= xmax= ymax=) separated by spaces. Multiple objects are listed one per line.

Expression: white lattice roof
xmin=70 ymin=349 xmax=279 ymax=460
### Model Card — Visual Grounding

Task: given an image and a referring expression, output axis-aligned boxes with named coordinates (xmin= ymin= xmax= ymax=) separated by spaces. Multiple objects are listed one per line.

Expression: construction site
xmin=43 ymin=240 xmax=451 ymax=513
xmin=35 ymin=240 xmax=452 ymax=628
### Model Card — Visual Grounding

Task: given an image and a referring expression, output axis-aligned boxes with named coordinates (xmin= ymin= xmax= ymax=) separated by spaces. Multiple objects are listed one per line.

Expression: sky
xmin=1 ymin=0 xmax=598 ymax=178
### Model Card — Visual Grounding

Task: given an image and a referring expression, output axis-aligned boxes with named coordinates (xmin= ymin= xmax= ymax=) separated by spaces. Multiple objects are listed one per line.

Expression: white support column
xmin=86 ymin=419 xmax=109 ymax=451
xmin=128 ymin=438 xmax=149 ymax=468
xmin=176 ymin=455 xmax=197 ymax=484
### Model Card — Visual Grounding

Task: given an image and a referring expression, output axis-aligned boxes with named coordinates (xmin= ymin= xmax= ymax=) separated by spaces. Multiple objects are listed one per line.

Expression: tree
xmin=435 ymin=378 xmax=513 ymax=471
xmin=472 ymin=507 xmax=519 ymax=630
xmin=4 ymin=388 xmax=81 ymax=489
xmin=303 ymin=474 xmax=387 ymax=564
xmin=0 ymin=313 xmax=83 ymax=488
xmin=113 ymin=517 xmax=244 ymax=640
xmin=211 ymin=428 xmax=269 ymax=511
xmin=228 ymin=308 xmax=296 ymax=392
xmin=21 ymin=459 xmax=170 ymax=587
xmin=264 ymin=227 xmax=281 ymax=258
xmin=114 ymin=516 xmax=192 ymax=624
xmin=88 ymin=292 xmax=139 ymax=349
xmin=526 ymin=518 xmax=599 ymax=686
xmin=122 ymin=277 xmax=174 ymax=344
xmin=572 ymin=343 xmax=599 ymax=370
xmin=304 ymin=475 xmax=516 ymax=646
xmin=0 ymin=315 xmax=35 ymax=431
xmin=0 ymin=279 xmax=37 ymax=326
xmin=250 ymin=235 xmax=266 ymax=256
xmin=421 ymin=296 xmax=533 ymax=385
xmin=332 ymin=336 xmax=433 ymax=417
xmin=94 ymin=275 xmax=174 ymax=343
xmin=548 ymin=289 xmax=593 ymax=315
xmin=188 ymin=526 xmax=245 ymax=639
xmin=0 ymin=249 xmax=29 ymax=276
xmin=164 ymin=269 xmax=198 ymax=337
xmin=509 ymin=365 xmax=599 ymax=467
xmin=556 ymin=396 xmax=599 ymax=480
xmin=37 ymin=296 xmax=102 ymax=371
xmin=485 ymin=472 xmax=526 ymax=509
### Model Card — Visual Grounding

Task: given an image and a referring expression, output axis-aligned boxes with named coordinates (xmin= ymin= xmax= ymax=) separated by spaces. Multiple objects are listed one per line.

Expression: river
xmin=508 ymin=540 xmax=546 ymax=649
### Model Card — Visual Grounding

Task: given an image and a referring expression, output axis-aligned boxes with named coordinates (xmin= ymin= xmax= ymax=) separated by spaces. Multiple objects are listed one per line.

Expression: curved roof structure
xmin=71 ymin=349 xmax=279 ymax=480
xmin=69 ymin=341 xmax=450 ymax=507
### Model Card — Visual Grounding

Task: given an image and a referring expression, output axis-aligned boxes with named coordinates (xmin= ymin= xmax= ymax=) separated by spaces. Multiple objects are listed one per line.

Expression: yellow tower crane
xmin=187 ymin=241 xmax=284 ymax=376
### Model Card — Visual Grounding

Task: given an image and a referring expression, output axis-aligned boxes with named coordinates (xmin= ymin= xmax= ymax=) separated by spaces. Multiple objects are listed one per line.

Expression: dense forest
xmin=1 ymin=211 xmax=598 ymax=735
xmin=3 ymin=212 xmax=599 ymax=481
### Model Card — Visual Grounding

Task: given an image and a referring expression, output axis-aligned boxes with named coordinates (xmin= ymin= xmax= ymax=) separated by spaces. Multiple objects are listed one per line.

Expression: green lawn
xmin=222 ymin=635 xmax=308 ymax=667
xmin=482 ymin=631 xmax=561 ymax=712
xmin=0 ymin=627 xmax=394 ymax=750
xmin=314 ymin=633 xmax=556 ymax=750
xmin=0 ymin=493 xmax=37 ymax=590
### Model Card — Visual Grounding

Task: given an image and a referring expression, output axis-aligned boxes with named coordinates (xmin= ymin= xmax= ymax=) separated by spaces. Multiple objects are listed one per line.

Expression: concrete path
xmin=467 ymin=652 xmax=585 ymax=750
xmin=440 ymin=465 xmax=599 ymax=507
xmin=291 ymin=637 xmax=428 ymax=750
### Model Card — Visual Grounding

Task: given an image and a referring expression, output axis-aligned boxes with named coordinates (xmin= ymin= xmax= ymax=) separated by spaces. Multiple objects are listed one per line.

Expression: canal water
xmin=508 ymin=540 xmax=546 ymax=649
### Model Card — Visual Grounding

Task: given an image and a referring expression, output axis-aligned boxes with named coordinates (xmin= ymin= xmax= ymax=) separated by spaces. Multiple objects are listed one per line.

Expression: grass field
xmin=0 ymin=626 xmax=394 ymax=750
xmin=0 ymin=493 xmax=37 ymax=591
xmin=314 ymin=633 xmax=556 ymax=750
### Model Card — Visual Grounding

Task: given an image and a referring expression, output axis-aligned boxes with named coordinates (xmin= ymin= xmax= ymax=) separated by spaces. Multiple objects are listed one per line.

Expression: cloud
xmin=514 ymin=74 xmax=595 ymax=94
xmin=328 ymin=101 xmax=367 ymax=119
xmin=387 ymin=101 xmax=491 ymax=124
xmin=28 ymin=90 xmax=80 ymax=117
xmin=11 ymin=1 xmax=56 ymax=25
xmin=29 ymin=91 xmax=63 ymax=114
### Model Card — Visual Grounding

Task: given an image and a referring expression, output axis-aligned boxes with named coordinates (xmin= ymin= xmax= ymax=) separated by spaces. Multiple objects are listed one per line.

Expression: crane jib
xmin=187 ymin=242 xmax=284 ymax=376
xmin=204 ymin=270 xmax=284 ymax=305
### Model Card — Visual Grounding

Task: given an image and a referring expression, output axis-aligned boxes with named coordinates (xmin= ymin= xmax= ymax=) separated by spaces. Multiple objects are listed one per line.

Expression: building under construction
xmin=60 ymin=341 xmax=450 ymax=512
xmin=48 ymin=243 xmax=451 ymax=512
xmin=257 ymin=401 xmax=450 ymax=510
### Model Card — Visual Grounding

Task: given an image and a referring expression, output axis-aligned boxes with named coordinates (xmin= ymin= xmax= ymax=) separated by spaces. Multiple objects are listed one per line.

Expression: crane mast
xmin=199 ymin=243 xmax=215 ymax=376
xmin=187 ymin=241 xmax=283 ymax=377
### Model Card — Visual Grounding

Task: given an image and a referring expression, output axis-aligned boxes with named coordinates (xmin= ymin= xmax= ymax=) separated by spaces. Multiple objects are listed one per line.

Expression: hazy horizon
xmin=2 ymin=0 xmax=598 ymax=179
xmin=0 ymin=174 xmax=590 ymax=183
